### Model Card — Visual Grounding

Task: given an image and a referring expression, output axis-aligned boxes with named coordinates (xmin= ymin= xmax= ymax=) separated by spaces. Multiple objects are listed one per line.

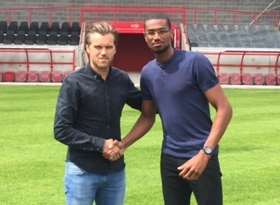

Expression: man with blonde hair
xmin=54 ymin=21 xmax=141 ymax=205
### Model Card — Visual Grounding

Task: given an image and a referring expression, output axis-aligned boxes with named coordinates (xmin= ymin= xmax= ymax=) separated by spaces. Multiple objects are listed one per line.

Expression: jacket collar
xmin=85 ymin=63 xmax=113 ymax=80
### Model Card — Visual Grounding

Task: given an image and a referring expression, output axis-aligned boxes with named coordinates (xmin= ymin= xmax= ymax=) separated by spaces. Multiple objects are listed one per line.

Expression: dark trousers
xmin=161 ymin=153 xmax=223 ymax=205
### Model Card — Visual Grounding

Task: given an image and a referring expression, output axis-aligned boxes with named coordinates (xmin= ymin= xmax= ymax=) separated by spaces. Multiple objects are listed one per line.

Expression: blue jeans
xmin=64 ymin=162 xmax=125 ymax=205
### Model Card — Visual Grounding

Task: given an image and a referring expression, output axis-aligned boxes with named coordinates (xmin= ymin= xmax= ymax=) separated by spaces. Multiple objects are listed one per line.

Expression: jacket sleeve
xmin=53 ymin=77 xmax=104 ymax=152
xmin=125 ymin=75 xmax=142 ymax=111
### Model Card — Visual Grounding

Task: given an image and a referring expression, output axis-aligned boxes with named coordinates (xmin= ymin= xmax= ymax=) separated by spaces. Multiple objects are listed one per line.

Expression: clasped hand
xmin=103 ymin=139 xmax=124 ymax=161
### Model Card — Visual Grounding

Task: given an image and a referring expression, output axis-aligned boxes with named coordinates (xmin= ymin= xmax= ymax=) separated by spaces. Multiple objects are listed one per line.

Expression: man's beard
xmin=153 ymin=44 xmax=170 ymax=54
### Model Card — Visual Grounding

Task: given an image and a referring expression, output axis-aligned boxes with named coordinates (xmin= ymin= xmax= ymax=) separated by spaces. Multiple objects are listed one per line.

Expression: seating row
xmin=0 ymin=21 xmax=81 ymax=35
xmin=0 ymin=71 xmax=73 ymax=82
xmin=0 ymin=32 xmax=80 ymax=45
xmin=1 ymin=72 xmax=278 ymax=85
xmin=0 ymin=21 xmax=81 ymax=45
xmin=188 ymin=24 xmax=275 ymax=33
xmin=218 ymin=73 xmax=280 ymax=85
xmin=187 ymin=23 xmax=280 ymax=48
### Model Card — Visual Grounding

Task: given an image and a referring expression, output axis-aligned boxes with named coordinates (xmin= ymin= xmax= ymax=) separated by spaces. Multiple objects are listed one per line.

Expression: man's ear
xmin=144 ymin=34 xmax=148 ymax=44
xmin=170 ymin=30 xmax=174 ymax=41
xmin=85 ymin=44 xmax=89 ymax=53
xmin=170 ymin=30 xmax=175 ymax=47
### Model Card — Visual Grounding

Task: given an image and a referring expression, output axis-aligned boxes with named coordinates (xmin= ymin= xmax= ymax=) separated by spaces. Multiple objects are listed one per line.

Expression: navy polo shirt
xmin=140 ymin=50 xmax=219 ymax=158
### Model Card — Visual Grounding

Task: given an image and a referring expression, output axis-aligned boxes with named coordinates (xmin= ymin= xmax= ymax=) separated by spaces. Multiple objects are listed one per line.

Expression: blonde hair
xmin=85 ymin=21 xmax=119 ymax=47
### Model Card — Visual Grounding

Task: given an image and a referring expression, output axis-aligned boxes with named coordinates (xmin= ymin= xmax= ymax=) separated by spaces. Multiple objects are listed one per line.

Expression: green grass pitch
xmin=0 ymin=85 xmax=279 ymax=205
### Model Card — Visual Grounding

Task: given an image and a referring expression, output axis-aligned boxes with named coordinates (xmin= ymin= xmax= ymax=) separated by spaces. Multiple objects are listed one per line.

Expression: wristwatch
xmin=202 ymin=146 xmax=214 ymax=156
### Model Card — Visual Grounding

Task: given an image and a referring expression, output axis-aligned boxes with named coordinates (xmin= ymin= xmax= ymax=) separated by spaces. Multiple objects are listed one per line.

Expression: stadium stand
xmin=0 ymin=2 xmax=279 ymax=85
xmin=188 ymin=24 xmax=280 ymax=48
xmin=0 ymin=47 xmax=77 ymax=82
xmin=0 ymin=20 xmax=81 ymax=46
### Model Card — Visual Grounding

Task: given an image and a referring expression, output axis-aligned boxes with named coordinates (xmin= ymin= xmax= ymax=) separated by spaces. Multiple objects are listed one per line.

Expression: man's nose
xmin=100 ymin=48 xmax=107 ymax=55
xmin=153 ymin=32 xmax=161 ymax=39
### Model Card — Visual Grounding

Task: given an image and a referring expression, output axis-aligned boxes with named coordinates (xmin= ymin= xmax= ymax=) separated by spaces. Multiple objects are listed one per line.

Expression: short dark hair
xmin=144 ymin=14 xmax=172 ymax=30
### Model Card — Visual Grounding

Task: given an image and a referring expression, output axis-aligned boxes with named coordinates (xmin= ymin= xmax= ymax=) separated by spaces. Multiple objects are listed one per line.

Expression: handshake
xmin=103 ymin=139 xmax=125 ymax=161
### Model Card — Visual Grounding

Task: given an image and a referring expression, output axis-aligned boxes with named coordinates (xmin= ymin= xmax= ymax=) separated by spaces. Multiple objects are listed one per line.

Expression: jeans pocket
xmin=66 ymin=162 xmax=86 ymax=176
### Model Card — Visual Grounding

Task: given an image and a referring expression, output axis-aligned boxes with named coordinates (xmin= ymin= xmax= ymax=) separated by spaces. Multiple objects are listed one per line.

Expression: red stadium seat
xmin=242 ymin=73 xmax=253 ymax=85
xmin=39 ymin=71 xmax=51 ymax=82
xmin=254 ymin=74 xmax=265 ymax=85
xmin=15 ymin=71 xmax=27 ymax=82
xmin=218 ymin=73 xmax=230 ymax=84
xmin=3 ymin=71 xmax=15 ymax=82
xmin=265 ymin=74 xmax=277 ymax=85
xmin=27 ymin=71 xmax=39 ymax=82
xmin=51 ymin=71 xmax=63 ymax=82
xmin=230 ymin=73 xmax=241 ymax=85
xmin=0 ymin=72 xmax=2 ymax=82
